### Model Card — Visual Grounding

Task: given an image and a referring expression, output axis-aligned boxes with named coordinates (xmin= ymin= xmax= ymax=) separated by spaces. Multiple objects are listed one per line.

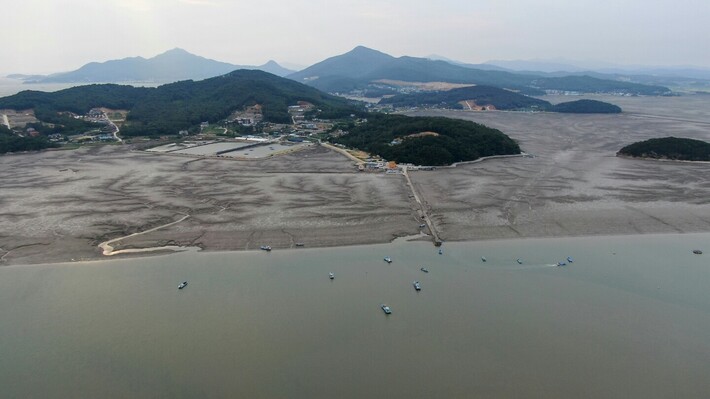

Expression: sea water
xmin=1 ymin=233 xmax=709 ymax=398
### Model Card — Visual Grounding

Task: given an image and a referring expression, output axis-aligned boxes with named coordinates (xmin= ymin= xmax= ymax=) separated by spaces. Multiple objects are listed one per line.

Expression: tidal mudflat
xmin=2 ymin=95 xmax=710 ymax=265
xmin=0 ymin=145 xmax=417 ymax=265
xmin=406 ymin=94 xmax=710 ymax=242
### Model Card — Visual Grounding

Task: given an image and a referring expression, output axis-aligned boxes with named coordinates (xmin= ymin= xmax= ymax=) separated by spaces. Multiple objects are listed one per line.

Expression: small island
xmin=618 ymin=137 xmax=710 ymax=161
xmin=550 ymin=99 xmax=622 ymax=114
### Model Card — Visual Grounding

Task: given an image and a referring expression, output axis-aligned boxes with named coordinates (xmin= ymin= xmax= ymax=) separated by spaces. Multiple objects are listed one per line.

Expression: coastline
xmin=4 ymin=229 xmax=709 ymax=398
xmin=3 ymin=95 xmax=710 ymax=267
xmin=615 ymin=153 xmax=710 ymax=164
xmin=2 ymin=227 xmax=708 ymax=267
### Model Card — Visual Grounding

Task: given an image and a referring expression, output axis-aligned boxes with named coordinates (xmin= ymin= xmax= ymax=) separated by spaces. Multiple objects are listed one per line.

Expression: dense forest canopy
xmin=0 ymin=70 xmax=362 ymax=137
xmin=332 ymin=114 xmax=520 ymax=166
xmin=618 ymin=137 xmax=710 ymax=161
xmin=529 ymin=75 xmax=667 ymax=94
xmin=550 ymin=99 xmax=622 ymax=113
xmin=379 ymin=85 xmax=550 ymax=110
xmin=379 ymin=87 xmax=622 ymax=113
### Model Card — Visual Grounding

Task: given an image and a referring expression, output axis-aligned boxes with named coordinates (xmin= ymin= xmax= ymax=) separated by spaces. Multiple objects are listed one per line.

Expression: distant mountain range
xmin=9 ymin=46 xmax=704 ymax=94
xmin=287 ymin=46 xmax=670 ymax=96
xmin=484 ymin=58 xmax=710 ymax=78
xmin=12 ymin=48 xmax=296 ymax=83
xmin=472 ymin=59 xmax=710 ymax=90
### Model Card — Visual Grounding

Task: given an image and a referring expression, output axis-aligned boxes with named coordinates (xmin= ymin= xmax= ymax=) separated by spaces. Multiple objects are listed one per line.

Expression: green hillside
xmin=379 ymin=85 xmax=550 ymax=110
xmin=289 ymin=46 xmax=671 ymax=96
xmin=0 ymin=70 xmax=361 ymax=136
xmin=332 ymin=114 xmax=520 ymax=166
xmin=379 ymin=88 xmax=622 ymax=113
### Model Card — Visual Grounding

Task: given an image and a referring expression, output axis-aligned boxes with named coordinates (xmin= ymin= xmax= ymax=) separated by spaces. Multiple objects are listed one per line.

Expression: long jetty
xmin=402 ymin=166 xmax=442 ymax=246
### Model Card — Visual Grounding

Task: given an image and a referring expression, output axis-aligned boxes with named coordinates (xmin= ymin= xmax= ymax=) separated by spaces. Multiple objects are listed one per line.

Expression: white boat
xmin=178 ymin=281 xmax=188 ymax=289
xmin=381 ymin=304 xmax=392 ymax=314
xmin=260 ymin=245 xmax=272 ymax=251
xmin=517 ymin=259 xmax=523 ymax=264
xmin=567 ymin=256 xmax=574 ymax=263
xmin=413 ymin=281 xmax=421 ymax=291
xmin=481 ymin=256 xmax=487 ymax=262
xmin=384 ymin=257 xmax=392 ymax=263
xmin=329 ymin=272 xmax=335 ymax=280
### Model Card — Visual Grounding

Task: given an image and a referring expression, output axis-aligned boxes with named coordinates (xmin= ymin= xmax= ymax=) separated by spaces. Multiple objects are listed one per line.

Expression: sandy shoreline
xmin=2 ymin=95 xmax=710 ymax=266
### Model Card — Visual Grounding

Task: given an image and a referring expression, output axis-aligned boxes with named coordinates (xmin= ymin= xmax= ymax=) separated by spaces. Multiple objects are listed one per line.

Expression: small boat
xmin=413 ymin=281 xmax=421 ymax=291
xmin=178 ymin=281 xmax=188 ymax=289
xmin=517 ymin=259 xmax=523 ymax=264
xmin=438 ymin=249 xmax=443 ymax=255
xmin=384 ymin=257 xmax=392 ymax=263
xmin=693 ymin=249 xmax=703 ymax=255
xmin=329 ymin=272 xmax=335 ymax=280
xmin=260 ymin=245 xmax=272 ymax=251
xmin=420 ymin=267 xmax=429 ymax=273
xmin=381 ymin=304 xmax=392 ymax=314
xmin=419 ymin=223 xmax=426 ymax=228
xmin=481 ymin=256 xmax=487 ymax=262
xmin=295 ymin=243 xmax=305 ymax=247
xmin=567 ymin=256 xmax=574 ymax=263
xmin=557 ymin=261 xmax=567 ymax=267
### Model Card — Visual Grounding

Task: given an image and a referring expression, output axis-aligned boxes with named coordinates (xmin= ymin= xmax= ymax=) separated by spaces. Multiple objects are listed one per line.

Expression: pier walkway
xmin=402 ymin=166 xmax=442 ymax=246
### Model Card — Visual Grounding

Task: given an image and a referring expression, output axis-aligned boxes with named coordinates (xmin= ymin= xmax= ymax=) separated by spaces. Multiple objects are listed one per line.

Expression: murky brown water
xmin=1 ymin=233 xmax=709 ymax=398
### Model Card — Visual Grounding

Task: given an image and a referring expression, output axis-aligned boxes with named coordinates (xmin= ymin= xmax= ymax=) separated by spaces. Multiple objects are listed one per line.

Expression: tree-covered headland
xmin=332 ymin=114 xmax=520 ymax=166
xmin=618 ymin=137 xmax=710 ymax=161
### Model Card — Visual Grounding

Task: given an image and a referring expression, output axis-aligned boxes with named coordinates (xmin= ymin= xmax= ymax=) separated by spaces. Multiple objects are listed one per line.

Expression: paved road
xmin=104 ymin=112 xmax=123 ymax=143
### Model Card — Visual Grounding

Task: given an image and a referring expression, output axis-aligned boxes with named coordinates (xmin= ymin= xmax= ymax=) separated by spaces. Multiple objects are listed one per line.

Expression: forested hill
xmin=332 ymin=114 xmax=520 ymax=166
xmin=379 ymin=87 xmax=622 ymax=113
xmin=550 ymin=99 xmax=622 ymax=113
xmin=618 ymin=137 xmax=710 ymax=161
xmin=379 ymin=86 xmax=550 ymax=110
xmin=289 ymin=46 xmax=671 ymax=95
xmin=0 ymin=70 xmax=361 ymax=136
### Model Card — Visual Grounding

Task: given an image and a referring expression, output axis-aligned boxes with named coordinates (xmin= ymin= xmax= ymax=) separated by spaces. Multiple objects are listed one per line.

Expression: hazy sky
xmin=3 ymin=0 xmax=710 ymax=74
